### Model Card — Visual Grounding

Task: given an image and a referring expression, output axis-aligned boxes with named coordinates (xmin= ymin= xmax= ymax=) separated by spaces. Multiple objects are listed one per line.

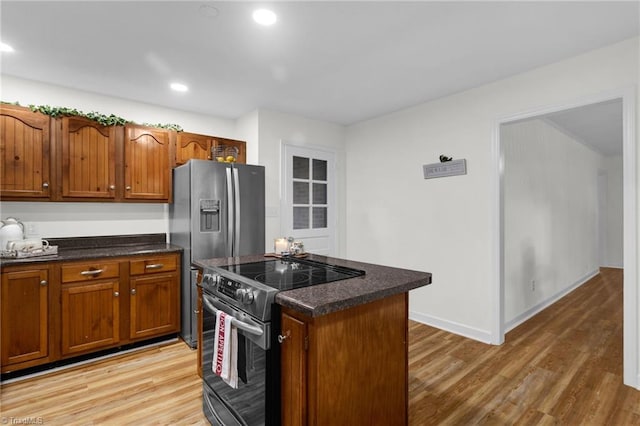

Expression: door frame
xmin=491 ymin=87 xmax=638 ymax=388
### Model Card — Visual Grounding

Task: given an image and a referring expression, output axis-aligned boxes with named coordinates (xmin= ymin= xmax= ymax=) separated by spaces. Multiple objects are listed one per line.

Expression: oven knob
xmin=234 ymin=288 xmax=255 ymax=305
xmin=204 ymin=274 xmax=219 ymax=286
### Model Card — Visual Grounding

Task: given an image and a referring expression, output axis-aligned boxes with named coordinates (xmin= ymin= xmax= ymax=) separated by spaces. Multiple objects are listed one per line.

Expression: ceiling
xmin=544 ymin=99 xmax=623 ymax=157
xmin=1 ymin=2 xmax=637 ymax=146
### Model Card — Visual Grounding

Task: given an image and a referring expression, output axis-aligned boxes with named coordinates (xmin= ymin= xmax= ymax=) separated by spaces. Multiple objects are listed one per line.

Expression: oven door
xmin=201 ymin=291 xmax=277 ymax=426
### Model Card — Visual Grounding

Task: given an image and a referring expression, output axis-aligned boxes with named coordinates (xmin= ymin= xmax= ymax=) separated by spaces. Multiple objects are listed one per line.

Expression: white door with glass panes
xmin=282 ymin=144 xmax=335 ymax=255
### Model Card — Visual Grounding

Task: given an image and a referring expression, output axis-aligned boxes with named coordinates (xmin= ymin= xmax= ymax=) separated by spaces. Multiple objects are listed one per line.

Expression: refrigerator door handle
xmin=233 ymin=167 xmax=241 ymax=257
xmin=225 ymin=167 xmax=234 ymax=256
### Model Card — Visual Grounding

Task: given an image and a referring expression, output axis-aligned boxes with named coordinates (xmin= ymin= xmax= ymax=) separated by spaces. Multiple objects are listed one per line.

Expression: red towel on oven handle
xmin=212 ymin=310 xmax=238 ymax=388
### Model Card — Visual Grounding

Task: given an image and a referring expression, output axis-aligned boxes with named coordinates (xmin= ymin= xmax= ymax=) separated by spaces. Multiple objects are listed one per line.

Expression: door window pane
xmin=313 ymin=159 xmax=327 ymax=181
xmin=293 ymin=182 xmax=309 ymax=204
xmin=293 ymin=207 xmax=309 ymax=229
xmin=312 ymin=183 xmax=327 ymax=204
xmin=293 ymin=156 xmax=309 ymax=179
xmin=312 ymin=207 xmax=327 ymax=229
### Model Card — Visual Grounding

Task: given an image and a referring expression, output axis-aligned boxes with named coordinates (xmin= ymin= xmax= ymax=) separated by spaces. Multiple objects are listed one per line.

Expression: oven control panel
xmin=202 ymin=273 xmax=255 ymax=306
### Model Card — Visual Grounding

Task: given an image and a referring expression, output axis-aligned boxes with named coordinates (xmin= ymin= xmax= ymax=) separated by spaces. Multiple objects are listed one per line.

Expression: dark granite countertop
xmin=193 ymin=254 xmax=432 ymax=317
xmin=0 ymin=234 xmax=182 ymax=268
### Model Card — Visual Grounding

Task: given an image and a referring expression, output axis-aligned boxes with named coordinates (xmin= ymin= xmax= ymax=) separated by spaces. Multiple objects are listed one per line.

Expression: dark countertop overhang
xmin=193 ymin=253 xmax=432 ymax=318
xmin=0 ymin=234 xmax=183 ymax=268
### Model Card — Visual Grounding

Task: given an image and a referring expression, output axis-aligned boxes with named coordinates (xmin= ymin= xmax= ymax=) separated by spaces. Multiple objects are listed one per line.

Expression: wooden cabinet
xmin=129 ymin=255 xmax=180 ymax=340
xmin=176 ymin=132 xmax=247 ymax=166
xmin=212 ymin=137 xmax=246 ymax=164
xmin=281 ymin=312 xmax=307 ymax=426
xmin=124 ymin=125 xmax=174 ymax=202
xmin=197 ymin=284 xmax=203 ymax=378
xmin=59 ymin=116 xmax=119 ymax=200
xmin=176 ymin=132 xmax=213 ymax=165
xmin=1 ymin=252 xmax=181 ymax=373
xmin=0 ymin=264 xmax=53 ymax=371
xmin=0 ymin=104 xmax=52 ymax=199
xmin=0 ymin=105 xmax=248 ymax=203
xmin=60 ymin=260 xmax=121 ymax=356
xmin=280 ymin=293 xmax=409 ymax=426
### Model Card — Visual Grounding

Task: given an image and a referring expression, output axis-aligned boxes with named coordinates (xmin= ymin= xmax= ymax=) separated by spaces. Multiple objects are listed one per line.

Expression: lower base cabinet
xmin=0 ymin=253 xmax=180 ymax=374
xmin=61 ymin=279 xmax=121 ymax=356
xmin=0 ymin=265 xmax=52 ymax=369
xmin=129 ymin=272 xmax=179 ymax=340
xmin=280 ymin=293 xmax=409 ymax=426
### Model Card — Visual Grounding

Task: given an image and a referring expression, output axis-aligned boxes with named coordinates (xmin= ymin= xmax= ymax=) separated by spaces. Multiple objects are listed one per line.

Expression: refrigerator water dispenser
xmin=200 ymin=199 xmax=220 ymax=232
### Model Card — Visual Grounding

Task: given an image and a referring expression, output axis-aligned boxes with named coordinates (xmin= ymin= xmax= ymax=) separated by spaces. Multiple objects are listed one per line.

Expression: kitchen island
xmin=194 ymin=253 xmax=432 ymax=426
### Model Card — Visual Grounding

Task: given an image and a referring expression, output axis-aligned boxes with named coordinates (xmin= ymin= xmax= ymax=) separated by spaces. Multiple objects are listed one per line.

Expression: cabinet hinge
xmin=304 ymin=335 xmax=309 ymax=351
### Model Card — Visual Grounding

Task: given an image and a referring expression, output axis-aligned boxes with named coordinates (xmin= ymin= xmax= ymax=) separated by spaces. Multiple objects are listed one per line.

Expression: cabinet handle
xmin=114 ymin=291 xmax=120 ymax=297
xmin=42 ymin=182 xmax=49 ymax=189
xmin=131 ymin=288 xmax=137 ymax=295
xmin=80 ymin=269 xmax=103 ymax=276
xmin=145 ymin=263 xmax=164 ymax=270
xmin=40 ymin=280 xmax=48 ymax=286
xmin=109 ymin=184 xmax=115 ymax=190
xmin=126 ymin=185 xmax=131 ymax=191
xmin=277 ymin=331 xmax=290 ymax=344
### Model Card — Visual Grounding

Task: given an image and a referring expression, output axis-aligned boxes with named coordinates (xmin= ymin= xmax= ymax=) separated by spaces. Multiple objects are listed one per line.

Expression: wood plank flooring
xmin=1 ymin=267 xmax=638 ymax=425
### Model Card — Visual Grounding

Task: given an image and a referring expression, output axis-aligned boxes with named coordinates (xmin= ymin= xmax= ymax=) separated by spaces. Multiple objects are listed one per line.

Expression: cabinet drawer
xmin=62 ymin=260 xmax=120 ymax=283
xmin=130 ymin=255 xmax=177 ymax=275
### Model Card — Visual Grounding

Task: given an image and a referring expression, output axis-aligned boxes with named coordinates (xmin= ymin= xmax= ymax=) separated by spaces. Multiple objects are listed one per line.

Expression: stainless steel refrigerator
xmin=169 ymin=159 xmax=265 ymax=347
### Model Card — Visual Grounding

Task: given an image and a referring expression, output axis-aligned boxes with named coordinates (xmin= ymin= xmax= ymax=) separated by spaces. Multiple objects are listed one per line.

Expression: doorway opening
xmin=493 ymin=89 xmax=637 ymax=389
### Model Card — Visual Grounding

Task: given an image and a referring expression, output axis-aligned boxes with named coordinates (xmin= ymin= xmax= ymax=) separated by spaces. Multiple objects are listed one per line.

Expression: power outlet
xmin=25 ymin=222 xmax=38 ymax=237
xmin=531 ymin=279 xmax=536 ymax=292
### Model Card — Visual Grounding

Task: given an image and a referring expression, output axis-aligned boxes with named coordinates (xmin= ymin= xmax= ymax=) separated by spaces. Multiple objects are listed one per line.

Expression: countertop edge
xmin=0 ymin=244 xmax=183 ymax=267
xmin=275 ymin=276 xmax=431 ymax=317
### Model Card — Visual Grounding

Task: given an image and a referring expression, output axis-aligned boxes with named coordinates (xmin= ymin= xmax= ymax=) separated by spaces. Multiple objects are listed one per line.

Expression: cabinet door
xmin=1 ymin=266 xmax=49 ymax=368
xmin=61 ymin=116 xmax=117 ymax=199
xmin=124 ymin=125 xmax=172 ymax=201
xmin=176 ymin=132 xmax=212 ymax=165
xmin=61 ymin=280 xmax=120 ymax=356
xmin=280 ymin=312 xmax=307 ymax=426
xmin=129 ymin=272 xmax=179 ymax=340
xmin=0 ymin=105 xmax=51 ymax=199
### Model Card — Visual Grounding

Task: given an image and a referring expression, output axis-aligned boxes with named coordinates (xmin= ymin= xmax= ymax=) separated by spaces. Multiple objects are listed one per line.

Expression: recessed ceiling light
xmin=1 ymin=42 xmax=14 ymax=53
xmin=170 ymin=82 xmax=189 ymax=92
xmin=253 ymin=9 xmax=277 ymax=26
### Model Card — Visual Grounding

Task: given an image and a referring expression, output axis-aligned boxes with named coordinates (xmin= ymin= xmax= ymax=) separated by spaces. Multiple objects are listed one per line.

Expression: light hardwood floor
xmin=1 ymin=268 xmax=638 ymax=425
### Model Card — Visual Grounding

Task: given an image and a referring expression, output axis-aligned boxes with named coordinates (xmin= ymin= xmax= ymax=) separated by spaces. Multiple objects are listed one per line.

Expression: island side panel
xmin=282 ymin=292 xmax=408 ymax=425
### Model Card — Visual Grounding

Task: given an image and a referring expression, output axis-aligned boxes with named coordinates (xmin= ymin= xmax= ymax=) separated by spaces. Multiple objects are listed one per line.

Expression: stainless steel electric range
xmin=198 ymin=257 xmax=365 ymax=426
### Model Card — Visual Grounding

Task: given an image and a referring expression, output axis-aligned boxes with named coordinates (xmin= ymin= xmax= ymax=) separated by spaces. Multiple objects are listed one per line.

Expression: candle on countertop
xmin=274 ymin=238 xmax=288 ymax=254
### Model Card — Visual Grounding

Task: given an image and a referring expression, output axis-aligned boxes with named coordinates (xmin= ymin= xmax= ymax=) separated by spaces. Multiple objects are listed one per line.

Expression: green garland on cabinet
xmin=1 ymin=101 xmax=183 ymax=131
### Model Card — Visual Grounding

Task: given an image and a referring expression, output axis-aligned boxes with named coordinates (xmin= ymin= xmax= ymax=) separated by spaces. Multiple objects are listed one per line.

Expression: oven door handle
xmin=202 ymin=294 xmax=264 ymax=337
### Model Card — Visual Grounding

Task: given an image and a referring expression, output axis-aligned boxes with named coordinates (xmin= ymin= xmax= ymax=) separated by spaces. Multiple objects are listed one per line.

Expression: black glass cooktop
xmin=218 ymin=258 xmax=365 ymax=290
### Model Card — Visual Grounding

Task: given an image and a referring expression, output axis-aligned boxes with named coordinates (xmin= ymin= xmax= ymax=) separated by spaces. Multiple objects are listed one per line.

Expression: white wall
xmin=501 ymin=118 xmax=602 ymax=327
xmin=345 ymin=37 xmax=638 ymax=343
xmin=0 ymin=75 xmax=239 ymax=239
xmin=255 ymin=109 xmax=346 ymax=257
xmin=603 ymin=155 xmax=624 ymax=268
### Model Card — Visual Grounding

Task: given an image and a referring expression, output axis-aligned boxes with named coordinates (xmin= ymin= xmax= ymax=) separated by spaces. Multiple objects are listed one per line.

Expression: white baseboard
xmin=410 ymin=269 xmax=603 ymax=346
xmin=504 ymin=269 xmax=600 ymax=333
xmin=409 ymin=311 xmax=494 ymax=344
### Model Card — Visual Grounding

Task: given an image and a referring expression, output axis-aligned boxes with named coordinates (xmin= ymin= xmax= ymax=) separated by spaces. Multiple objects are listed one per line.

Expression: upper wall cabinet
xmin=212 ymin=137 xmax=246 ymax=164
xmin=59 ymin=116 xmax=119 ymax=200
xmin=0 ymin=105 xmax=52 ymax=199
xmin=0 ymin=105 xmax=247 ymax=204
xmin=175 ymin=132 xmax=247 ymax=166
xmin=124 ymin=125 xmax=174 ymax=202
xmin=176 ymin=132 xmax=212 ymax=165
